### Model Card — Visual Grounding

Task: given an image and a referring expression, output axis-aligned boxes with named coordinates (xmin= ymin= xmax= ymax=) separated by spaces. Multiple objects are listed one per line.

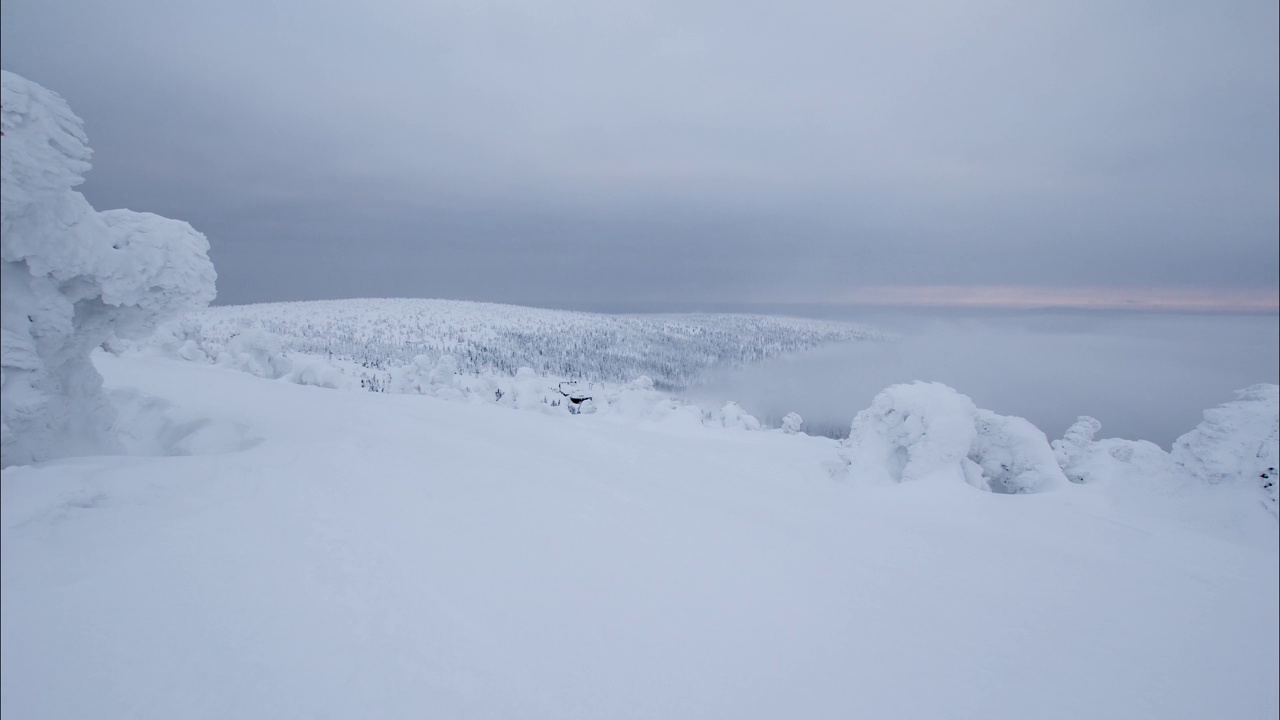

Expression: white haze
xmin=692 ymin=310 xmax=1280 ymax=447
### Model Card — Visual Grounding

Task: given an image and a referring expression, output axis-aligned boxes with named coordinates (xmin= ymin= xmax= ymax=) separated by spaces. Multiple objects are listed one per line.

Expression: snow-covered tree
xmin=718 ymin=401 xmax=761 ymax=431
xmin=218 ymin=329 xmax=291 ymax=379
xmin=1172 ymin=384 xmax=1279 ymax=514
xmin=1055 ymin=387 xmax=1279 ymax=515
xmin=968 ymin=408 xmax=1070 ymax=494
xmin=841 ymin=381 xmax=1068 ymax=493
xmin=1 ymin=71 xmax=216 ymax=467
xmin=1052 ymin=416 xmax=1102 ymax=471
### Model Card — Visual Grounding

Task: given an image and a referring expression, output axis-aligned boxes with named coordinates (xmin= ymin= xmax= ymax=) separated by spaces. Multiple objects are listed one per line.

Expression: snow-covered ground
xmin=2 ymin=350 xmax=1277 ymax=720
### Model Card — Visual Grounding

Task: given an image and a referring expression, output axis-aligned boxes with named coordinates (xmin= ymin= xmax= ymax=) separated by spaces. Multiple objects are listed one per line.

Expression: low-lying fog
xmin=690 ymin=309 xmax=1280 ymax=448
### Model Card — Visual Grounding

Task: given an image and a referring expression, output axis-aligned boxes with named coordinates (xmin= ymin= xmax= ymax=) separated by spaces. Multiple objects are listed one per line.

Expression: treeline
xmin=187 ymin=299 xmax=879 ymax=390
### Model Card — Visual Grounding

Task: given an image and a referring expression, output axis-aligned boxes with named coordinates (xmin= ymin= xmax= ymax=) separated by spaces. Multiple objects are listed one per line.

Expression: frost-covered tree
xmin=718 ymin=401 xmax=761 ymax=431
xmin=218 ymin=329 xmax=292 ymax=379
xmin=1172 ymin=385 xmax=1278 ymax=485
xmin=1052 ymin=416 xmax=1103 ymax=471
xmin=1 ymin=71 xmax=216 ymax=467
xmin=1172 ymin=384 xmax=1279 ymax=514
xmin=1055 ymin=386 xmax=1279 ymax=515
xmin=841 ymin=381 xmax=1068 ymax=494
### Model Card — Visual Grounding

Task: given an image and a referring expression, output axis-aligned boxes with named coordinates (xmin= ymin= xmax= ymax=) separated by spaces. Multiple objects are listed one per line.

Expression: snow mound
xmin=389 ymin=354 xmax=465 ymax=399
xmin=781 ymin=411 xmax=803 ymax=434
xmin=287 ymin=360 xmax=349 ymax=390
xmin=1173 ymin=384 xmax=1279 ymax=514
xmin=970 ymin=409 xmax=1070 ymax=494
xmin=1053 ymin=414 xmax=1194 ymax=490
xmin=1055 ymin=387 xmax=1280 ymax=516
xmin=718 ymin=401 xmax=762 ymax=431
xmin=841 ymin=382 xmax=1068 ymax=493
xmin=144 ymin=318 xmax=217 ymax=363
xmin=1053 ymin=415 xmax=1103 ymax=470
xmin=218 ymin=330 xmax=292 ymax=379
xmin=1 ymin=71 xmax=216 ymax=467
xmin=1057 ymin=433 xmax=1181 ymax=488
xmin=1052 ymin=416 xmax=1169 ymax=488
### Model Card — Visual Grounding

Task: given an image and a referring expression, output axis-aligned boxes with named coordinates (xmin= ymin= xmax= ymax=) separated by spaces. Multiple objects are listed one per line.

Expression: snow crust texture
xmin=0 ymin=71 xmax=216 ymax=467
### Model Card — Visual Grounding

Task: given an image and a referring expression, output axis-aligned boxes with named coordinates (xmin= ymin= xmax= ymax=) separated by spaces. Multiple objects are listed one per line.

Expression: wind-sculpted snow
xmin=0 ymin=71 xmax=216 ymax=467
xmin=841 ymin=382 xmax=1069 ymax=494
xmin=1052 ymin=386 xmax=1280 ymax=516
xmin=218 ymin=329 xmax=292 ymax=379
xmin=1173 ymin=384 xmax=1280 ymax=515
xmin=156 ymin=298 xmax=877 ymax=391
xmin=718 ymin=401 xmax=763 ymax=431
xmin=1053 ymin=415 xmax=1103 ymax=470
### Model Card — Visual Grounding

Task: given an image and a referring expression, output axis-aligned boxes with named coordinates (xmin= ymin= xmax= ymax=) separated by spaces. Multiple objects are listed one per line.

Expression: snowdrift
xmin=0 ymin=71 xmax=215 ymax=467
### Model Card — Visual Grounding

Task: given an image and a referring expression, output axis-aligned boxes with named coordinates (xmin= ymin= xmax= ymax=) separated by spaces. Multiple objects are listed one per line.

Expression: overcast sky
xmin=3 ymin=0 xmax=1277 ymax=310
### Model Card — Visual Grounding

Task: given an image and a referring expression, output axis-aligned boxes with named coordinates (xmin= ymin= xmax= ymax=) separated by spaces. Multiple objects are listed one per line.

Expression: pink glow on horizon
xmin=828 ymin=285 xmax=1280 ymax=312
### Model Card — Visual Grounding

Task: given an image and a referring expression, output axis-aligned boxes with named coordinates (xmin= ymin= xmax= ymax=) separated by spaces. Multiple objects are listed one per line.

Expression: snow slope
xmin=154 ymin=298 xmax=877 ymax=390
xmin=3 ymin=352 xmax=1276 ymax=720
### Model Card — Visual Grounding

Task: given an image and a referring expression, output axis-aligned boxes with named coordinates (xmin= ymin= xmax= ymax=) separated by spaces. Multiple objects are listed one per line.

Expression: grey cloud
xmin=3 ymin=0 xmax=1276 ymax=307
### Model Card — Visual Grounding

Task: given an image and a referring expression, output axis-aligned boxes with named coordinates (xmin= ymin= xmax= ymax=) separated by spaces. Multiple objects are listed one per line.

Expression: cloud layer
xmin=3 ymin=0 xmax=1276 ymax=307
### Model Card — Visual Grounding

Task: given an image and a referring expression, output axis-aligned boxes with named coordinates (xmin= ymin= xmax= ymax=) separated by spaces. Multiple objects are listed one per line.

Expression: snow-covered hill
xmin=159 ymin=298 xmax=878 ymax=390
xmin=3 ymin=352 xmax=1277 ymax=720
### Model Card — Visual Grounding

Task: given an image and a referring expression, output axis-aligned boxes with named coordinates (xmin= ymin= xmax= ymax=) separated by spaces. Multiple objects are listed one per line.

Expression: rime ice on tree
xmin=1 ymin=71 xmax=216 ymax=467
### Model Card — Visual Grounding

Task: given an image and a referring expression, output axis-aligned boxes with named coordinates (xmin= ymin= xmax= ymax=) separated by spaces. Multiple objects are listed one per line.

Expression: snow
xmin=840 ymin=382 xmax=1070 ymax=494
xmin=1 ymin=71 xmax=216 ymax=467
xmin=3 ymin=70 xmax=1278 ymax=720
xmin=1055 ymin=388 xmax=1280 ymax=519
xmin=218 ymin=328 xmax=292 ymax=379
xmin=2 ymin=353 xmax=1276 ymax=720
xmin=1173 ymin=384 xmax=1279 ymax=515
xmin=717 ymin=400 xmax=762 ymax=431
xmin=141 ymin=297 xmax=879 ymax=391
